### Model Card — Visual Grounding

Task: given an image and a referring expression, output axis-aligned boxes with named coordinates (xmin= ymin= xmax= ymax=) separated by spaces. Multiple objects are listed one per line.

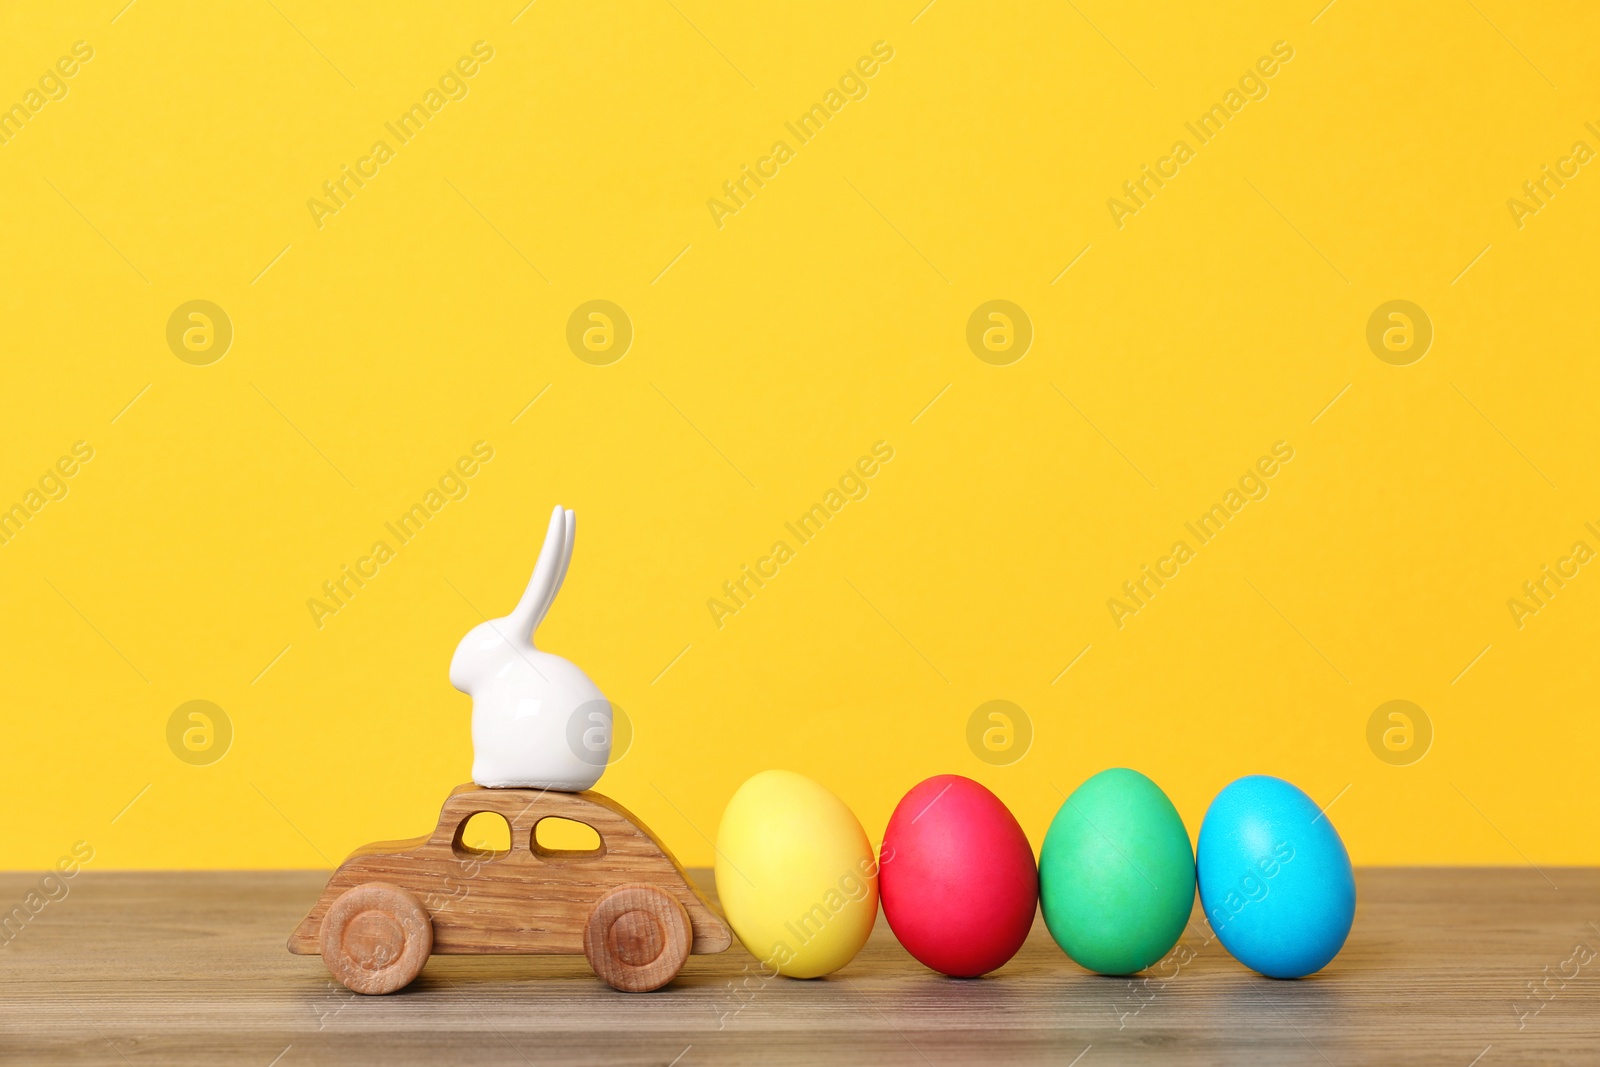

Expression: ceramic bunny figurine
xmin=450 ymin=505 xmax=612 ymax=790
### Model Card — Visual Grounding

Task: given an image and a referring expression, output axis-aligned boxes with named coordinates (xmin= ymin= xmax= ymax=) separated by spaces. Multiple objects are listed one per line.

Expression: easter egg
xmin=714 ymin=770 xmax=879 ymax=978
xmin=1039 ymin=768 xmax=1195 ymax=975
xmin=1197 ymin=775 xmax=1355 ymax=979
xmin=879 ymin=775 xmax=1038 ymax=977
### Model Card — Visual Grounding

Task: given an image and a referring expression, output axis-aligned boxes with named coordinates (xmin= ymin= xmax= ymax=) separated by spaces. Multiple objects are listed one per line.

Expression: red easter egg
xmin=880 ymin=774 xmax=1038 ymax=977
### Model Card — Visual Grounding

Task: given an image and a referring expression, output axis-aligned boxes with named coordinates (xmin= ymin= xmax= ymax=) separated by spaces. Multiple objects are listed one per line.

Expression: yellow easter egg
xmin=714 ymin=770 xmax=879 ymax=978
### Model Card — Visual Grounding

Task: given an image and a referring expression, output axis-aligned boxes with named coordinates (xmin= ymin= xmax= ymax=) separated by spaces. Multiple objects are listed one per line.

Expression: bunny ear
xmin=549 ymin=508 xmax=576 ymax=609
xmin=508 ymin=505 xmax=567 ymax=645
xmin=525 ymin=508 xmax=576 ymax=637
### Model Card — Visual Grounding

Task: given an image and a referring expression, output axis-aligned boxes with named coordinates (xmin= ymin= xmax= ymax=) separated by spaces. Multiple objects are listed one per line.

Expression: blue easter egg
xmin=1196 ymin=775 xmax=1355 ymax=978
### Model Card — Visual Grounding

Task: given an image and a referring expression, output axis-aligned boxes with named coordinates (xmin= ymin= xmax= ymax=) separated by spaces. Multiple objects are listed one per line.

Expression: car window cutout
xmin=452 ymin=811 xmax=512 ymax=860
xmin=531 ymin=816 xmax=604 ymax=858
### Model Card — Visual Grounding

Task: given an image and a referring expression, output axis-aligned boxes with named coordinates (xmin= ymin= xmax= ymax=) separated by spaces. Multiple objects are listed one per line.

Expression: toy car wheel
xmin=584 ymin=884 xmax=692 ymax=992
xmin=319 ymin=882 xmax=434 ymax=995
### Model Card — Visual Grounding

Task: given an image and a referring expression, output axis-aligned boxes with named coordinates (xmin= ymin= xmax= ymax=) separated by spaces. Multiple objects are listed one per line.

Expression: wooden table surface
xmin=1 ymin=868 xmax=1596 ymax=1065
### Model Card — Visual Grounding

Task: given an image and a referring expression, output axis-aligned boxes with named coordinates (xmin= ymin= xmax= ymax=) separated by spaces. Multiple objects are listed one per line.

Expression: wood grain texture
xmin=1 ymin=868 xmax=1597 ymax=1065
xmin=286 ymin=785 xmax=731 ymax=959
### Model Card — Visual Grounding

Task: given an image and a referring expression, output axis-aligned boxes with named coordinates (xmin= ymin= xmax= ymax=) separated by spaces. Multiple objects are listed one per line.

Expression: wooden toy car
xmin=288 ymin=784 xmax=732 ymax=993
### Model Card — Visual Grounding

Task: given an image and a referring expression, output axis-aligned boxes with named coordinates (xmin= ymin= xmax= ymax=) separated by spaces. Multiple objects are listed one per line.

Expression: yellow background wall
xmin=3 ymin=1 xmax=1597 ymax=870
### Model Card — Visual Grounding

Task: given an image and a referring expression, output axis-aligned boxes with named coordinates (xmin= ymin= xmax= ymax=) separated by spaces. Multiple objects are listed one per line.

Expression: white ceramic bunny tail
xmin=450 ymin=505 xmax=612 ymax=790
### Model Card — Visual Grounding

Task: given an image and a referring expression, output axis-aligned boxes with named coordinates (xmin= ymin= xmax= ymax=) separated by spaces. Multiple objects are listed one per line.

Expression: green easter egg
xmin=1039 ymin=768 xmax=1195 ymax=975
